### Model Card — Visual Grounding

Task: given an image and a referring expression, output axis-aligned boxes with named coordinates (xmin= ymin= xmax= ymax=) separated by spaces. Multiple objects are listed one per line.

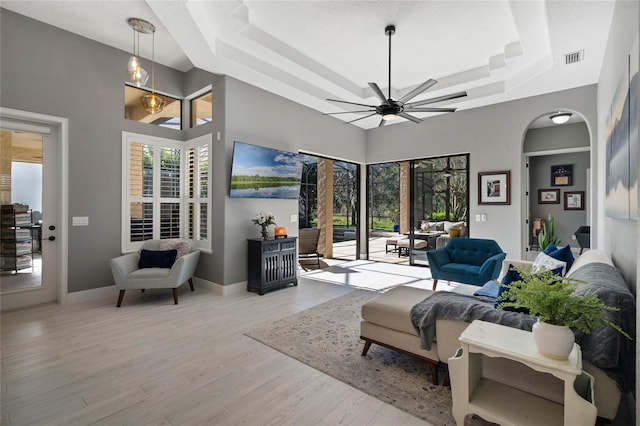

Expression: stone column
xmin=400 ymin=161 xmax=411 ymax=233
xmin=317 ymin=158 xmax=333 ymax=258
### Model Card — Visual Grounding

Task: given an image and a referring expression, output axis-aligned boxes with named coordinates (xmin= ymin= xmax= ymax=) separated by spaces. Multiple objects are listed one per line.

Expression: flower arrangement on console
xmin=252 ymin=213 xmax=276 ymax=239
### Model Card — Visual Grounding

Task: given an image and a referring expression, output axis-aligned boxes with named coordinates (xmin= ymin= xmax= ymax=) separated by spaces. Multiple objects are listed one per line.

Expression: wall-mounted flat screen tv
xmin=230 ymin=141 xmax=303 ymax=199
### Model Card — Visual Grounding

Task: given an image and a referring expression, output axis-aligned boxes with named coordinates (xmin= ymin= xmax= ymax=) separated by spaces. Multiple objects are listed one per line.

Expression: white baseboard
xmin=193 ymin=277 xmax=246 ymax=296
xmin=66 ymin=279 xmax=247 ymax=304
xmin=66 ymin=285 xmax=119 ymax=304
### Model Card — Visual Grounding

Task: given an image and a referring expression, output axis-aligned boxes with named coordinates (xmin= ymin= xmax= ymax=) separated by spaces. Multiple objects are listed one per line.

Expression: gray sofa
xmin=360 ymin=249 xmax=634 ymax=421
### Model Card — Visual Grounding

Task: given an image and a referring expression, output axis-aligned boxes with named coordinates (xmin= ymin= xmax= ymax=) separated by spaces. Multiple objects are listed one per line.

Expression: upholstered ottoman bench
xmin=385 ymin=237 xmax=404 ymax=253
xmin=360 ymin=286 xmax=441 ymax=384
xmin=396 ymin=238 xmax=428 ymax=257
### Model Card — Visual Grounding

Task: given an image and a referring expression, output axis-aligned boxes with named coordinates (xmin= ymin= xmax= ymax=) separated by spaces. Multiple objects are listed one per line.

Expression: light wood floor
xmin=1 ymin=279 xmax=430 ymax=426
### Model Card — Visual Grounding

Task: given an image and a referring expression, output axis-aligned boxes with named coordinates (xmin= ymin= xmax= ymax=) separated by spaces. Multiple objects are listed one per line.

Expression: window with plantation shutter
xmin=185 ymin=135 xmax=210 ymax=250
xmin=122 ymin=132 xmax=211 ymax=252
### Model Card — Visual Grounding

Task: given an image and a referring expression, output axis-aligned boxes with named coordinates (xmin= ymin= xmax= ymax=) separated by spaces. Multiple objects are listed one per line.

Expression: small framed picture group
xmin=538 ymin=189 xmax=584 ymax=210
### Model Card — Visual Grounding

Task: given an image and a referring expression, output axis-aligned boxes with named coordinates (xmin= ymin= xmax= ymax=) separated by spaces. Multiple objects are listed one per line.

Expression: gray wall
xmin=529 ymin=152 xmax=590 ymax=250
xmin=0 ymin=10 xmax=210 ymax=292
xmin=222 ymin=77 xmax=366 ymax=285
xmin=525 ymin=123 xmax=590 ymax=250
xmin=365 ymin=86 xmax=598 ymax=259
xmin=2 ymin=3 xmax=637 ymax=295
xmin=596 ymin=0 xmax=639 ymax=293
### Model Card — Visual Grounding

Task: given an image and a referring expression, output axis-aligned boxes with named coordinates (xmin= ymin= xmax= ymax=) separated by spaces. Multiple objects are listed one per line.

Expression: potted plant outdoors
xmin=538 ymin=214 xmax=562 ymax=252
xmin=497 ymin=267 xmax=631 ymax=360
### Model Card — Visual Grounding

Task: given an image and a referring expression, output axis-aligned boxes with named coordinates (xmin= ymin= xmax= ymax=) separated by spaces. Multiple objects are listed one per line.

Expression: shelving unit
xmin=1 ymin=205 xmax=33 ymax=273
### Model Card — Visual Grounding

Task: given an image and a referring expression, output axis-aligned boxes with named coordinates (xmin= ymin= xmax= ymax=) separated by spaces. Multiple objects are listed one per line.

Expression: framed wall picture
xmin=564 ymin=191 xmax=585 ymax=210
xmin=478 ymin=171 xmax=510 ymax=205
xmin=551 ymin=164 xmax=573 ymax=186
xmin=538 ymin=189 xmax=560 ymax=204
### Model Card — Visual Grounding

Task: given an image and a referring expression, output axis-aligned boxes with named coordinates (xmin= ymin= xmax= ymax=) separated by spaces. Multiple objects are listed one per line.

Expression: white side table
xmin=448 ymin=320 xmax=597 ymax=426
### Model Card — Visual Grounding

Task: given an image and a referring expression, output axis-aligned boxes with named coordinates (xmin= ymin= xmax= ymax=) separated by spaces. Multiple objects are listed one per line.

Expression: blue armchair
xmin=426 ymin=238 xmax=505 ymax=291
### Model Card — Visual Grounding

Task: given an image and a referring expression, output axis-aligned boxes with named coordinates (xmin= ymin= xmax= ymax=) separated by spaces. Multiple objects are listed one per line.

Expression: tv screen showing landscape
xmin=230 ymin=141 xmax=303 ymax=199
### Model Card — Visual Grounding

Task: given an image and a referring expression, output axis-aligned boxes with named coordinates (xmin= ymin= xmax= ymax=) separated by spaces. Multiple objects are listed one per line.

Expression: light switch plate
xmin=290 ymin=214 xmax=298 ymax=223
xmin=475 ymin=214 xmax=481 ymax=222
xmin=72 ymin=216 xmax=89 ymax=226
xmin=481 ymin=214 xmax=487 ymax=222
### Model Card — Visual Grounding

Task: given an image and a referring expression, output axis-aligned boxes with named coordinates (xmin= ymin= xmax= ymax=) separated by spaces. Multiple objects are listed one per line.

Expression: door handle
xmin=48 ymin=236 xmax=56 ymax=241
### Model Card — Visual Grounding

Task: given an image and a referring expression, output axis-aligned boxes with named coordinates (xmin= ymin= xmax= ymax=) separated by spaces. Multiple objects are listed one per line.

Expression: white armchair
xmin=110 ymin=239 xmax=200 ymax=307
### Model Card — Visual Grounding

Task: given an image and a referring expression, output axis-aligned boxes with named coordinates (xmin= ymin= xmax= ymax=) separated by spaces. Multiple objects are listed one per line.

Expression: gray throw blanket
xmin=569 ymin=262 xmax=636 ymax=393
xmin=410 ymin=262 xmax=635 ymax=393
xmin=410 ymin=292 xmax=536 ymax=352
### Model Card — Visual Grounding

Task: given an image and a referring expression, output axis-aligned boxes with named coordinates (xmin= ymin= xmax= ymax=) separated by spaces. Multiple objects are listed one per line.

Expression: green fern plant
xmin=497 ymin=267 xmax=631 ymax=338
xmin=538 ymin=214 xmax=562 ymax=251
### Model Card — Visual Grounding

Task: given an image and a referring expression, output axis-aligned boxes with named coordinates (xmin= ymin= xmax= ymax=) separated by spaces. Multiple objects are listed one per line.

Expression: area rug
xmin=301 ymin=259 xmax=435 ymax=291
xmin=245 ymin=289 xmax=490 ymax=425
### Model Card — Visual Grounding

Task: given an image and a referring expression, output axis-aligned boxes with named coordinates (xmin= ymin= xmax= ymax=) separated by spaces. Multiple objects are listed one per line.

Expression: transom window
xmin=124 ymin=85 xmax=182 ymax=130
xmin=191 ymin=91 xmax=212 ymax=128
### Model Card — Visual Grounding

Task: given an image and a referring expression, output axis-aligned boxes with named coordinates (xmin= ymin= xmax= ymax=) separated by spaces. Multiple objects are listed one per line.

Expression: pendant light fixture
xmin=127 ymin=18 xmax=150 ymax=87
xmin=127 ymin=18 xmax=165 ymax=114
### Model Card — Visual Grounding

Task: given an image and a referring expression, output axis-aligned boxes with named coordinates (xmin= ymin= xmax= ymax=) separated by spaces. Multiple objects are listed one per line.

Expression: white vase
xmin=532 ymin=320 xmax=575 ymax=360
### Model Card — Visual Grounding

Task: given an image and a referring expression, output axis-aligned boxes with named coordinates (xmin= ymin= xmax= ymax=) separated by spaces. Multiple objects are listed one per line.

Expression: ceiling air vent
xmin=564 ymin=50 xmax=584 ymax=65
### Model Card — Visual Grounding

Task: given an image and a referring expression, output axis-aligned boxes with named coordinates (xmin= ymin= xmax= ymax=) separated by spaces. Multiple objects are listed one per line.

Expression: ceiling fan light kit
xmin=325 ymin=25 xmax=467 ymax=126
xmin=550 ymin=112 xmax=572 ymax=124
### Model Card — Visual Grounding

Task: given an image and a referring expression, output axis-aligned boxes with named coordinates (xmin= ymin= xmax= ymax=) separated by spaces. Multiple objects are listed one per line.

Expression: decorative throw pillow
xmin=532 ymin=252 xmax=567 ymax=276
xmin=159 ymin=239 xmax=190 ymax=258
xmin=474 ymin=280 xmax=500 ymax=299
xmin=494 ymin=265 xmax=529 ymax=313
xmin=138 ymin=249 xmax=178 ymax=269
xmin=544 ymin=244 xmax=575 ymax=272
xmin=435 ymin=222 xmax=445 ymax=232
xmin=459 ymin=224 xmax=468 ymax=237
xmin=449 ymin=227 xmax=461 ymax=237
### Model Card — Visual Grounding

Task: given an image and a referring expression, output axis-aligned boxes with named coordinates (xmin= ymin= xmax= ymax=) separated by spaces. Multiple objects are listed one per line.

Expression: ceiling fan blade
xmin=398 ymin=112 xmax=423 ymax=123
xmin=405 ymin=91 xmax=467 ymax=107
xmin=326 ymin=98 xmax=377 ymax=108
xmin=378 ymin=118 xmax=386 ymax=127
xmin=345 ymin=113 xmax=378 ymax=124
xmin=398 ymin=79 xmax=438 ymax=104
xmin=368 ymin=82 xmax=388 ymax=103
xmin=404 ymin=107 xmax=457 ymax=113
xmin=323 ymin=109 xmax=376 ymax=115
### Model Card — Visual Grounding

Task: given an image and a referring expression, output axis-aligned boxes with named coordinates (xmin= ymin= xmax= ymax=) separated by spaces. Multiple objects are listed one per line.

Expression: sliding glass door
xmin=409 ymin=154 xmax=469 ymax=266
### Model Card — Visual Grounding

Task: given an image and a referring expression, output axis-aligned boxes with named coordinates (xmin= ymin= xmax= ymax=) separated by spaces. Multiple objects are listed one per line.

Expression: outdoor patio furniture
xmin=299 ymin=228 xmax=321 ymax=266
xmin=397 ymin=238 xmax=429 ymax=257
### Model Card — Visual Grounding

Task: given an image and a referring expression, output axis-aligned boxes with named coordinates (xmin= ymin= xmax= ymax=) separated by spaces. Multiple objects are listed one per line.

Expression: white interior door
xmin=1 ymin=119 xmax=61 ymax=311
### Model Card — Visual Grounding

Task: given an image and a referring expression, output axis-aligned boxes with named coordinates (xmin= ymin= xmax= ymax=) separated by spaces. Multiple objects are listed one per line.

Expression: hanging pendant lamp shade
xmin=127 ymin=18 xmax=164 ymax=113
xmin=126 ymin=19 xmax=149 ymax=87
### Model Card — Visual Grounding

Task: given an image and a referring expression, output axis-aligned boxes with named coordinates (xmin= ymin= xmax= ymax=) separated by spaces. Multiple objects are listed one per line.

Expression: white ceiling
xmin=2 ymin=0 xmax=612 ymax=129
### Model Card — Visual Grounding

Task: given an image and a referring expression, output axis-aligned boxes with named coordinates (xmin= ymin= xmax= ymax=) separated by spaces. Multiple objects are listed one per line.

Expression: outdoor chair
xmin=299 ymin=228 xmax=321 ymax=266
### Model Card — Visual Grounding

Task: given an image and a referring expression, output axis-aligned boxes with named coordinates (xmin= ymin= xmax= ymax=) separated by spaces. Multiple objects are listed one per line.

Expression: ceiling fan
xmin=325 ymin=25 xmax=467 ymax=127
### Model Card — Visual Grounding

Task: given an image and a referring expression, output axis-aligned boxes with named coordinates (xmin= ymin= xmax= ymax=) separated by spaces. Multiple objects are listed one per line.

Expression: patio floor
xmin=299 ymin=233 xmax=428 ymax=272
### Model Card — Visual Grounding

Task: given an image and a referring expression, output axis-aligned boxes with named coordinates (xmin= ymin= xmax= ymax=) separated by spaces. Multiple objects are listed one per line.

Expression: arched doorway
xmin=522 ymin=111 xmax=591 ymax=260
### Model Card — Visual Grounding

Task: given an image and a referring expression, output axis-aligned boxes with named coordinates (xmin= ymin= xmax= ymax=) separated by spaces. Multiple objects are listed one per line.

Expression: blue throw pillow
xmin=474 ymin=280 xmax=500 ymax=298
xmin=543 ymin=243 xmax=558 ymax=255
xmin=138 ymin=249 xmax=178 ymax=269
xmin=546 ymin=245 xmax=575 ymax=272
xmin=495 ymin=265 xmax=529 ymax=313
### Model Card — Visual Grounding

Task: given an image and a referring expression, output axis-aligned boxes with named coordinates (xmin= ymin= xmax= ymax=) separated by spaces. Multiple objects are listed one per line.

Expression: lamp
xmin=128 ymin=18 xmax=166 ymax=114
xmin=550 ymin=112 xmax=572 ymax=125
xmin=126 ymin=18 xmax=151 ymax=87
xmin=274 ymin=226 xmax=288 ymax=238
